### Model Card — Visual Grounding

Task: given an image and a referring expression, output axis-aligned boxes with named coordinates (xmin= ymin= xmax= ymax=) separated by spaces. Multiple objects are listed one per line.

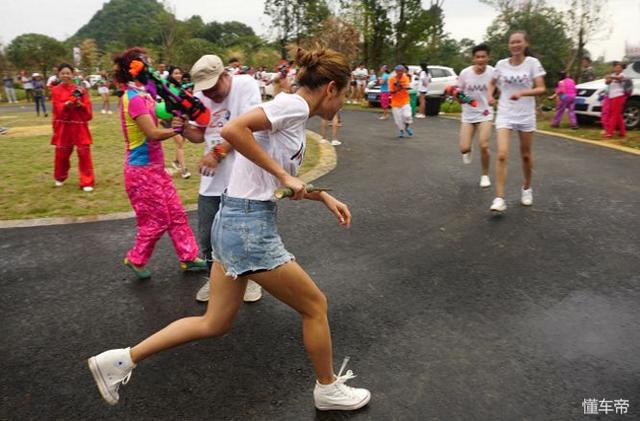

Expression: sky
xmin=1 ymin=0 xmax=639 ymax=61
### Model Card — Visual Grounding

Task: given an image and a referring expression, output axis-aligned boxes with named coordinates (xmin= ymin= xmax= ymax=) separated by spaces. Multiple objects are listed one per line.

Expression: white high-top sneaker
xmin=314 ymin=357 xmax=371 ymax=411
xmin=88 ymin=348 xmax=136 ymax=405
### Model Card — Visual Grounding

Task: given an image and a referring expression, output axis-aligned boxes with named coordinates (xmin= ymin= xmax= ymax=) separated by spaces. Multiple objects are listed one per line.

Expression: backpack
xmin=622 ymin=78 xmax=633 ymax=96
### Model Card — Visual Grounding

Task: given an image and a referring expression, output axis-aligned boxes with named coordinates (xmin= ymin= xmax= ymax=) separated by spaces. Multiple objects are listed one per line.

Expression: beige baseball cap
xmin=190 ymin=55 xmax=224 ymax=92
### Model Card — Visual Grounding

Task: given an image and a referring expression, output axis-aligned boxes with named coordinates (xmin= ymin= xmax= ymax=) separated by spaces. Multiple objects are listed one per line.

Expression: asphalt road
xmin=1 ymin=110 xmax=639 ymax=420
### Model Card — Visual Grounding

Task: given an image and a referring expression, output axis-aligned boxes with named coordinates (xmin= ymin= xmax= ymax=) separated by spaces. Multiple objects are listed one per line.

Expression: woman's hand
xmin=488 ymin=96 xmax=496 ymax=106
xmin=279 ymin=173 xmax=306 ymax=200
xmin=510 ymin=91 xmax=523 ymax=101
xmin=171 ymin=116 xmax=184 ymax=130
xmin=198 ymin=153 xmax=218 ymax=176
xmin=321 ymin=193 xmax=351 ymax=228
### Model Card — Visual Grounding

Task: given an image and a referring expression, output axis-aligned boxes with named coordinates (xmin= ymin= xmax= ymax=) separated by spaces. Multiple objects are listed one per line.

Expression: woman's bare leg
xmin=495 ymin=128 xmax=511 ymax=198
xmin=477 ymin=121 xmax=493 ymax=176
xmin=459 ymin=122 xmax=475 ymax=154
xmin=173 ymin=135 xmax=186 ymax=170
xmin=250 ymin=261 xmax=334 ymax=384
xmin=129 ymin=262 xmax=246 ymax=363
xmin=518 ymin=131 xmax=534 ymax=189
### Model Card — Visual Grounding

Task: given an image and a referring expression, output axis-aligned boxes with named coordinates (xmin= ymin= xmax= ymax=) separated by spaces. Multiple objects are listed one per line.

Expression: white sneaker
xmin=490 ymin=197 xmax=507 ymax=212
xmin=479 ymin=175 xmax=491 ymax=188
xmin=83 ymin=186 xmax=94 ymax=192
xmin=243 ymin=280 xmax=262 ymax=302
xmin=521 ymin=187 xmax=533 ymax=206
xmin=54 ymin=180 xmax=64 ymax=187
xmin=415 ymin=113 xmax=426 ymax=119
xmin=195 ymin=277 xmax=210 ymax=302
xmin=318 ymin=138 xmax=329 ymax=144
xmin=88 ymin=348 xmax=136 ymax=405
xmin=462 ymin=152 xmax=472 ymax=164
xmin=314 ymin=357 xmax=371 ymax=411
xmin=181 ymin=169 xmax=191 ymax=179
xmin=101 ymin=109 xmax=106 ymax=114
xmin=330 ymin=139 xmax=342 ymax=146
xmin=107 ymin=110 xmax=113 ymax=115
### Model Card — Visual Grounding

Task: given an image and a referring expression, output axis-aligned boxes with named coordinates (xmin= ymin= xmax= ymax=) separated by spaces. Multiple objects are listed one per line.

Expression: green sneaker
xmin=180 ymin=258 xmax=208 ymax=272
xmin=123 ymin=258 xmax=151 ymax=280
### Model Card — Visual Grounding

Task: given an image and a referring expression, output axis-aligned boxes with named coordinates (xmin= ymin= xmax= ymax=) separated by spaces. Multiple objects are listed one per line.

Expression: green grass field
xmin=0 ymin=110 xmax=319 ymax=220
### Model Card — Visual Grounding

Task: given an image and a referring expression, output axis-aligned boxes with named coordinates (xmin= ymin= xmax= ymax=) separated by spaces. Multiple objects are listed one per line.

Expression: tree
xmin=566 ymin=0 xmax=610 ymax=82
xmin=484 ymin=0 xmax=573 ymax=86
xmin=6 ymin=33 xmax=68 ymax=74
xmin=79 ymin=38 xmax=100 ymax=72
xmin=173 ymin=38 xmax=223 ymax=70
xmin=299 ymin=16 xmax=361 ymax=64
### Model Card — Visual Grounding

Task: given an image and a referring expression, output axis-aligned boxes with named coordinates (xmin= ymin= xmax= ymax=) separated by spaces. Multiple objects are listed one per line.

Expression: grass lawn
xmin=0 ymin=110 xmax=319 ymax=220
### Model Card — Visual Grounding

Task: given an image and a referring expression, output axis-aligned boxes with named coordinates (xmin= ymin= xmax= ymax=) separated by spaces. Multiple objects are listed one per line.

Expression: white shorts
xmin=356 ymin=80 xmax=366 ymax=88
xmin=98 ymin=87 xmax=109 ymax=95
xmin=495 ymin=118 xmax=535 ymax=132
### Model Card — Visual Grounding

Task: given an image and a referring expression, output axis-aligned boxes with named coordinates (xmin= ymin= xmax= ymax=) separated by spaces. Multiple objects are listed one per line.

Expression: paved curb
xmin=0 ymin=131 xmax=338 ymax=229
xmin=439 ymin=114 xmax=640 ymax=156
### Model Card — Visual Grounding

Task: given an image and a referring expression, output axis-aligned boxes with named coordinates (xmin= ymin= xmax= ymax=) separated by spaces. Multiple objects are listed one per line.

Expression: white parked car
xmin=574 ymin=60 xmax=640 ymax=130
xmin=365 ymin=65 xmax=458 ymax=115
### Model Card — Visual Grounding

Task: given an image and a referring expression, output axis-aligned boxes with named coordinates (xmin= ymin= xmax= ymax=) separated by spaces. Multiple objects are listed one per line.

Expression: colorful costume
xmin=552 ymin=77 xmax=577 ymax=127
xmin=50 ymin=83 xmax=94 ymax=187
xmin=120 ymin=85 xmax=199 ymax=266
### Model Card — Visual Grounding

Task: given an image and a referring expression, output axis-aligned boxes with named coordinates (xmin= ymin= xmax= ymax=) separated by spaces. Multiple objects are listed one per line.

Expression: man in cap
xmin=182 ymin=54 xmax=264 ymax=303
xmin=388 ymin=65 xmax=414 ymax=138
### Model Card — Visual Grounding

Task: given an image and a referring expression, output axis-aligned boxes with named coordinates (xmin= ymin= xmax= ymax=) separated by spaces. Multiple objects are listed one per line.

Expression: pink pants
xmin=125 ymin=164 xmax=199 ymax=266
xmin=600 ymin=96 xmax=610 ymax=133
xmin=606 ymin=96 xmax=626 ymax=137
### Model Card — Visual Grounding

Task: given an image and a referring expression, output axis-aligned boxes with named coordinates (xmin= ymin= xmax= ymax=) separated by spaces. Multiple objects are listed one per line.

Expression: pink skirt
xmin=380 ymin=92 xmax=390 ymax=109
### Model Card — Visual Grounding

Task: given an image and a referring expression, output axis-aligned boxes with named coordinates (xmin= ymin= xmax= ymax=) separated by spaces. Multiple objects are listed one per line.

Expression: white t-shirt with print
xmin=352 ymin=67 xmax=368 ymax=82
xmin=226 ymin=93 xmax=309 ymax=201
xmin=494 ymin=56 xmax=546 ymax=124
xmin=418 ymin=70 xmax=430 ymax=93
xmin=194 ymin=75 xmax=262 ymax=196
xmin=458 ymin=65 xmax=495 ymax=123
xmin=607 ymin=73 xmax=626 ymax=99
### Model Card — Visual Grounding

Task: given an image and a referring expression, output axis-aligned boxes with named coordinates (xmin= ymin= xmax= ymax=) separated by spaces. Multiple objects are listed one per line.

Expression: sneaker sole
xmin=88 ymin=357 xmax=118 ymax=405
xmin=315 ymin=392 xmax=371 ymax=411
xmin=490 ymin=207 xmax=506 ymax=213
xmin=243 ymin=293 xmax=262 ymax=303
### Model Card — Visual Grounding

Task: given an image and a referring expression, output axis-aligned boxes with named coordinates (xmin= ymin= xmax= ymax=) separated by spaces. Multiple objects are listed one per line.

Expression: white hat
xmin=190 ymin=55 xmax=224 ymax=92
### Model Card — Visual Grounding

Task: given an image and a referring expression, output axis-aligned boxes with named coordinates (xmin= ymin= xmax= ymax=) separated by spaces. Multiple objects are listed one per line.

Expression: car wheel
xmin=576 ymin=114 xmax=596 ymax=126
xmin=623 ymin=98 xmax=640 ymax=130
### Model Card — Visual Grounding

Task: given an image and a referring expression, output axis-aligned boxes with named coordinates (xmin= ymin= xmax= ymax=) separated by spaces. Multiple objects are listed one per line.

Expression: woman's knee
xmin=199 ymin=315 xmax=233 ymax=337
xmin=304 ymin=290 xmax=328 ymax=319
xmin=497 ymin=152 xmax=509 ymax=163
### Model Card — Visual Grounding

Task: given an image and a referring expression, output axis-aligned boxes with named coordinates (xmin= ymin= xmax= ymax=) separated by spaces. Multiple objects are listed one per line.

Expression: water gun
xmin=128 ymin=58 xmax=210 ymax=128
xmin=67 ymin=87 xmax=85 ymax=104
xmin=445 ymin=85 xmax=478 ymax=107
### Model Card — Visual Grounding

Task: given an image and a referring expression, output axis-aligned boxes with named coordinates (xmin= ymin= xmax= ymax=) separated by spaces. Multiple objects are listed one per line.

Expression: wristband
xmin=173 ymin=126 xmax=183 ymax=134
xmin=211 ymin=144 xmax=227 ymax=162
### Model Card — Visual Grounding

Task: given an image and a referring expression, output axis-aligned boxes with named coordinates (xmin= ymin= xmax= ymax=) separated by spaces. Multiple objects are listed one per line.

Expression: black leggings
xmin=34 ymin=96 xmax=47 ymax=115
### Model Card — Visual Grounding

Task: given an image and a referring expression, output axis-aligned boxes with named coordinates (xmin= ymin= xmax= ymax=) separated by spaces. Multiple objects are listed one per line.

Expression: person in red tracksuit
xmin=50 ymin=63 xmax=95 ymax=191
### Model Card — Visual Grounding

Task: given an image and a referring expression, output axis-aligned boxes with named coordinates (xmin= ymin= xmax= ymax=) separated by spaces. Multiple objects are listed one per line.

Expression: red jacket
xmin=50 ymin=83 xmax=93 ymax=146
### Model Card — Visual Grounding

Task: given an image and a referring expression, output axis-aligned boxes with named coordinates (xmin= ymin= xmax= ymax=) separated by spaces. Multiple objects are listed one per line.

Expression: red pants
xmin=54 ymin=145 xmax=95 ymax=187
xmin=125 ymin=165 xmax=199 ymax=266
xmin=606 ymin=96 xmax=626 ymax=137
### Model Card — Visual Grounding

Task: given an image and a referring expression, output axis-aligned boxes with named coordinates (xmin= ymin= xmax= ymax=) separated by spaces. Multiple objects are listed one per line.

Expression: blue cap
xmin=394 ymin=65 xmax=405 ymax=71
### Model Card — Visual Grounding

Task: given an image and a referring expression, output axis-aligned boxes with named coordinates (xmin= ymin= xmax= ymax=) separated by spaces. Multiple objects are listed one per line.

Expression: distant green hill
xmin=68 ymin=0 xmax=169 ymax=49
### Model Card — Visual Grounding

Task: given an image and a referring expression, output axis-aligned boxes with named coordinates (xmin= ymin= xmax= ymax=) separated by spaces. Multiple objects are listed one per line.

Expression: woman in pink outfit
xmin=550 ymin=71 xmax=578 ymax=129
xmin=113 ymin=47 xmax=206 ymax=279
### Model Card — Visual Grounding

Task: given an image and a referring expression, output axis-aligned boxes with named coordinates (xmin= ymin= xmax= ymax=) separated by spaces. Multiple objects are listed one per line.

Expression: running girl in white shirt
xmin=487 ymin=31 xmax=546 ymax=212
xmin=88 ymin=47 xmax=371 ymax=412
xmin=458 ymin=43 xmax=495 ymax=188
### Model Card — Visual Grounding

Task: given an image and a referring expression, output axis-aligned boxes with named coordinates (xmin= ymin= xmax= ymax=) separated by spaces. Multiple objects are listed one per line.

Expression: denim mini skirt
xmin=211 ymin=194 xmax=295 ymax=279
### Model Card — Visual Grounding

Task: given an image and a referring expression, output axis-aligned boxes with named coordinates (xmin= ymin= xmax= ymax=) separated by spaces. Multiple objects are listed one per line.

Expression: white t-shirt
xmin=46 ymin=75 xmax=58 ymax=87
xmin=494 ymin=56 xmax=546 ymax=123
xmin=226 ymin=93 xmax=309 ymax=201
xmin=418 ymin=70 xmax=430 ymax=93
xmin=607 ymin=74 xmax=626 ymax=99
xmin=194 ymin=75 xmax=262 ymax=196
xmin=458 ymin=65 xmax=495 ymax=123
xmin=353 ymin=67 xmax=368 ymax=84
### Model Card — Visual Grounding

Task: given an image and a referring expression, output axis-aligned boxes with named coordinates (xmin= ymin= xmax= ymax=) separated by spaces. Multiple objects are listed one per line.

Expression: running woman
xmin=416 ymin=62 xmax=430 ymax=118
xmin=182 ymin=54 xmax=263 ymax=303
xmin=111 ymin=48 xmax=206 ymax=279
xmin=378 ymin=65 xmax=391 ymax=120
xmin=458 ymin=43 xmax=495 ymax=188
xmin=389 ymin=65 xmax=414 ymax=138
xmin=487 ymin=31 xmax=546 ymax=212
xmin=88 ymin=47 xmax=370 ymax=412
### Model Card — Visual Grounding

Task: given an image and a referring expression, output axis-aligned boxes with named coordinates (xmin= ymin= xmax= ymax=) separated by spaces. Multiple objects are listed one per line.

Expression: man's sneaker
xmin=314 ymin=357 xmax=371 ymax=411
xmin=171 ymin=160 xmax=181 ymax=171
xmin=415 ymin=113 xmax=426 ymax=119
xmin=479 ymin=175 xmax=491 ymax=188
xmin=195 ymin=277 xmax=210 ymax=302
xmin=378 ymin=115 xmax=388 ymax=120
xmin=107 ymin=110 xmax=113 ymax=115
xmin=490 ymin=197 xmax=507 ymax=213
xmin=243 ymin=280 xmax=263 ymax=302
xmin=405 ymin=127 xmax=414 ymax=137
xmin=462 ymin=152 xmax=472 ymax=164
xmin=88 ymin=348 xmax=136 ymax=406
xmin=398 ymin=130 xmax=405 ymax=138
xmin=54 ymin=180 xmax=64 ymax=187
xmin=318 ymin=138 xmax=329 ymax=144
xmin=180 ymin=258 xmax=208 ymax=272
xmin=124 ymin=258 xmax=151 ymax=279
xmin=181 ymin=169 xmax=191 ymax=179
xmin=521 ymin=187 xmax=533 ymax=206
xmin=83 ymin=186 xmax=94 ymax=192
xmin=101 ymin=109 xmax=106 ymax=114
xmin=330 ymin=139 xmax=342 ymax=146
